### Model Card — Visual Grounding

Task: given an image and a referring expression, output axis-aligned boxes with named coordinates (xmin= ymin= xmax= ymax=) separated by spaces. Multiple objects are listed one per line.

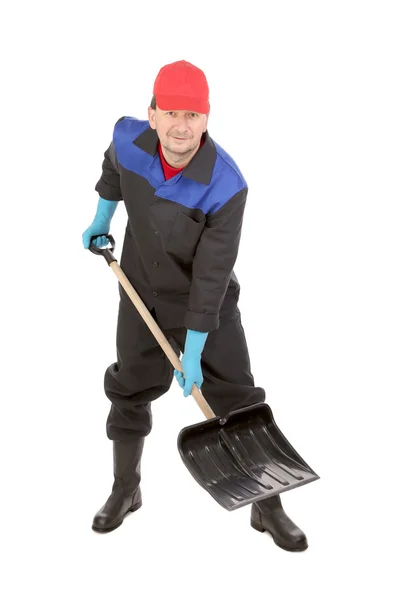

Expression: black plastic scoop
xmin=178 ymin=403 xmax=319 ymax=510
xmin=89 ymin=235 xmax=320 ymax=511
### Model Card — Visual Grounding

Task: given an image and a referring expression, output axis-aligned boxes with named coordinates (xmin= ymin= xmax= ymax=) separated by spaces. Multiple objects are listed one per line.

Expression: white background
xmin=1 ymin=1 xmax=399 ymax=598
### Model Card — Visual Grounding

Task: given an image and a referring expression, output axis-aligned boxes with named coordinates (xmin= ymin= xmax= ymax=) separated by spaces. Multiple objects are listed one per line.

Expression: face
xmin=148 ymin=106 xmax=209 ymax=166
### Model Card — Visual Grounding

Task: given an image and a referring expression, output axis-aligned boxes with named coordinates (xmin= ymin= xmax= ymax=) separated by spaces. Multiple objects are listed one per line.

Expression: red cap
xmin=153 ymin=60 xmax=210 ymax=114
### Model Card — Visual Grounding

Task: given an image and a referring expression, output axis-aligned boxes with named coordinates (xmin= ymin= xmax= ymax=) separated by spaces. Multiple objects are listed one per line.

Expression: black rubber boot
xmin=92 ymin=437 xmax=144 ymax=533
xmin=250 ymin=494 xmax=308 ymax=552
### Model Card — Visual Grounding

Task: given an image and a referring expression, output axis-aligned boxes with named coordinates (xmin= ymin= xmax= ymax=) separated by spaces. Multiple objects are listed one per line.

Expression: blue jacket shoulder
xmin=113 ymin=116 xmax=149 ymax=142
xmin=213 ymin=140 xmax=248 ymax=190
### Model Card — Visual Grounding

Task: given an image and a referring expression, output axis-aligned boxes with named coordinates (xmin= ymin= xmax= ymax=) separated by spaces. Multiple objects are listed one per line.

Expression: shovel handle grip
xmin=107 ymin=261 xmax=216 ymax=420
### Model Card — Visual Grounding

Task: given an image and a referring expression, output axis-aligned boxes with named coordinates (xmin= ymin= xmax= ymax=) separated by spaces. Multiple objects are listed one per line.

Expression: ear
xmin=203 ymin=113 xmax=209 ymax=132
xmin=148 ymin=106 xmax=156 ymax=129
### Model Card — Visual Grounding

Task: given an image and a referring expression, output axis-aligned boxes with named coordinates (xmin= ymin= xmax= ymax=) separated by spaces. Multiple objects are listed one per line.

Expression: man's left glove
xmin=174 ymin=329 xmax=208 ymax=397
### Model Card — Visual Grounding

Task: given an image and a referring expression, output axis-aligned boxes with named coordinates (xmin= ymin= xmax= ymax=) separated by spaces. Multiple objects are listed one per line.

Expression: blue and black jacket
xmin=95 ymin=117 xmax=248 ymax=333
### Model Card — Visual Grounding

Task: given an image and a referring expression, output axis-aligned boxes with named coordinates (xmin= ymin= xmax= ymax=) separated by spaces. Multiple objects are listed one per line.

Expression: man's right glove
xmin=82 ymin=196 xmax=119 ymax=249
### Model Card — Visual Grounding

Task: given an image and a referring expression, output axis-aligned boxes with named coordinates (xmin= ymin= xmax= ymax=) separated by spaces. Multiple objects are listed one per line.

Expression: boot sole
xmin=250 ymin=518 xmax=308 ymax=552
xmin=92 ymin=499 xmax=142 ymax=533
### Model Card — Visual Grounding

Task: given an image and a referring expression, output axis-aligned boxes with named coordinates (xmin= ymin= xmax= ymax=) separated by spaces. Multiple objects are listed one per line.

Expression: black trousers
xmin=104 ymin=287 xmax=265 ymax=441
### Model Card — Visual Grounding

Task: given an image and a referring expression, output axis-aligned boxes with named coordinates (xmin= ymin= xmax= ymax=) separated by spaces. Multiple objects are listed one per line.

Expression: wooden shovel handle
xmin=109 ymin=261 xmax=216 ymax=420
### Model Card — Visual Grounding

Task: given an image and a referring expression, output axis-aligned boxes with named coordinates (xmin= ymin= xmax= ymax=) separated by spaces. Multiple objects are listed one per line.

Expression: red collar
xmin=158 ymin=136 xmax=205 ymax=180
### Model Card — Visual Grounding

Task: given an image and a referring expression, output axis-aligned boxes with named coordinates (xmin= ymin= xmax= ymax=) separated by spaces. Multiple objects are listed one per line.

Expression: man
xmin=83 ymin=60 xmax=308 ymax=552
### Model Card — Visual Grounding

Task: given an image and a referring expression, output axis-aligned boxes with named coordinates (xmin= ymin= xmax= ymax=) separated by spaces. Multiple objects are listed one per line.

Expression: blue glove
xmin=174 ymin=329 xmax=208 ymax=397
xmin=82 ymin=196 xmax=119 ymax=249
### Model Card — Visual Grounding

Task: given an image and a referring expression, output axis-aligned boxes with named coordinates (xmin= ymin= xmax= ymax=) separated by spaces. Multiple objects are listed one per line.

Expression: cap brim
xmin=156 ymin=95 xmax=209 ymax=114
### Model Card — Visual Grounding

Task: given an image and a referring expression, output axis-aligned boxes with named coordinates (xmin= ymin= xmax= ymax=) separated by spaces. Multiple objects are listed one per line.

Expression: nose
xmin=174 ymin=114 xmax=189 ymax=133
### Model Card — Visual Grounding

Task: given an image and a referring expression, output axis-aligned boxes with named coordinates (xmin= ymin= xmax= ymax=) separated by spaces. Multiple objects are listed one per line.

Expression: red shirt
xmin=158 ymin=136 xmax=205 ymax=180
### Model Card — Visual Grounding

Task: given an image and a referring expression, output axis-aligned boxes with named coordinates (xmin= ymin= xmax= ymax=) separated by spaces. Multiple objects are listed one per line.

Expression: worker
xmin=82 ymin=60 xmax=308 ymax=552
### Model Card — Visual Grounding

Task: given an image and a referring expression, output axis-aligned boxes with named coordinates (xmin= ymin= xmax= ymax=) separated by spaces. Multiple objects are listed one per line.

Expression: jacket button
xmin=152 ymin=291 xmax=158 ymax=296
xmin=153 ymin=261 xmax=159 ymax=267
xmin=155 ymin=230 xmax=159 ymax=235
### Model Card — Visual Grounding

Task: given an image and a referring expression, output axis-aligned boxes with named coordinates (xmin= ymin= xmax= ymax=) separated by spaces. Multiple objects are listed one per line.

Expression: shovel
xmin=89 ymin=235 xmax=320 ymax=511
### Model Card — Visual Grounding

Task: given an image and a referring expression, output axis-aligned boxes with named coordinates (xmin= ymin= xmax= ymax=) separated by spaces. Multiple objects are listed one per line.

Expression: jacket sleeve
xmin=184 ymin=187 xmax=247 ymax=332
xmin=94 ymin=120 xmax=124 ymax=201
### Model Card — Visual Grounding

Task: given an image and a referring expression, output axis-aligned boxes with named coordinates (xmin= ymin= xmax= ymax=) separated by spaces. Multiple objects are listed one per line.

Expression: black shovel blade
xmin=177 ymin=403 xmax=319 ymax=511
